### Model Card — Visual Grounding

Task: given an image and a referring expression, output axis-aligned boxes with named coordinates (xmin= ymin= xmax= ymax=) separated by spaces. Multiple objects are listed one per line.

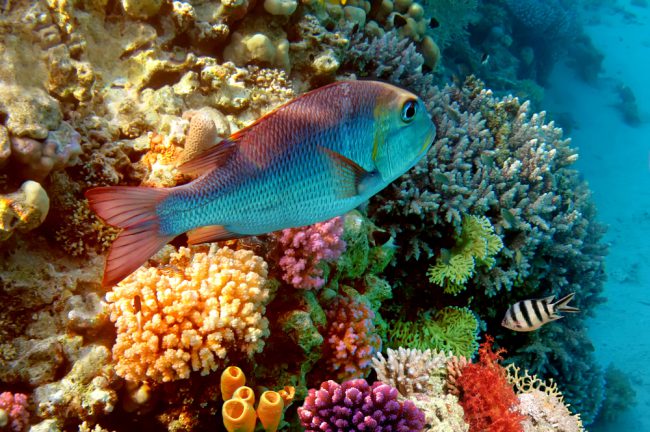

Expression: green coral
xmin=427 ymin=214 xmax=503 ymax=294
xmin=387 ymin=306 xmax=479 ymax=358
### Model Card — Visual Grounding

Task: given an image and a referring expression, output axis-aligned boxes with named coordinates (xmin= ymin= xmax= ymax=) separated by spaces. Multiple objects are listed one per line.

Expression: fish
xmin=501 ymin=292 xmax=580 ymax=332
xmin=86 ymin=80 xmax=436 ymax=287
xmin=480 ymin=53 xmax=490 ymax=65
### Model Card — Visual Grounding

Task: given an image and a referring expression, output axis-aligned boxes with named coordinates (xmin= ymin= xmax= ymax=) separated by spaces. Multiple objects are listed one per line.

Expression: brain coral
xmin=106 ymin=244 xmax=272 ymax=383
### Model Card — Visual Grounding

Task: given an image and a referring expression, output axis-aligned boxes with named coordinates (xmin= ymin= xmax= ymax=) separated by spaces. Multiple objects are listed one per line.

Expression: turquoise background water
xmin=543 ymin=2 xmax=649 ymax=430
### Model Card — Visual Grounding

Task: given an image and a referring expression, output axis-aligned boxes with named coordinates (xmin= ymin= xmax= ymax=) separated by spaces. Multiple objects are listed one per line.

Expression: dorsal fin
xmin=177 ymin=137 xmax=238 ymax=177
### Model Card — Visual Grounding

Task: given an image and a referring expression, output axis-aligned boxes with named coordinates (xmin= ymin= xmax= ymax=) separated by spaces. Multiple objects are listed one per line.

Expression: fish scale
xmin=86 ymin=80 xmax=436 ymax=286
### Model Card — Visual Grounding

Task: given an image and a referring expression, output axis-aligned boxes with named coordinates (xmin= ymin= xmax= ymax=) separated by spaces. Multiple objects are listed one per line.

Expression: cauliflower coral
xmin=106 ymin=245 xmax=272 ymax=383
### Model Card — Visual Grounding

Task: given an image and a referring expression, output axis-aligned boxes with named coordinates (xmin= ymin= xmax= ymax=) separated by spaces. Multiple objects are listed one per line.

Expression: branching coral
xmin=455 ymin=336 xmax=525 ymax=432
xmin=317 ymin=294 xmax=381 ymax=382
xmin=298 ymin=379 xmax=425 ymax=431
xmin=0 ymin=392 xmax=29 ymax=432
xmin=427 ymin=214 xmax=503 ymax=294
xmin=273 ymin=216 xmax=346 ymax=289
xmin=388 ymin=307 xmax=479 ymax=358
xmin=372 ymin=347 xmax=452 ymax=397
xmin=106 ymin=245 xmax=272 ymax=383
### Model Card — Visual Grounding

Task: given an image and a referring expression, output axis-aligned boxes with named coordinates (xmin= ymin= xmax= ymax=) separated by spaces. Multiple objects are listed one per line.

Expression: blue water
xmin=543 ymin=2 xmax=650 ymax=430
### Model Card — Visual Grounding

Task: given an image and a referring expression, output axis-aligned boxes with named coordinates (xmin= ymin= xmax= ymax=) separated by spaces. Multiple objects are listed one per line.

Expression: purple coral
xmin=274 ymin=217 xmax=346 ymax=289
xmin=298 ymin=379 xmax=425 ymax=432
xmin=0 ymin=392 xmax=30 ymax=432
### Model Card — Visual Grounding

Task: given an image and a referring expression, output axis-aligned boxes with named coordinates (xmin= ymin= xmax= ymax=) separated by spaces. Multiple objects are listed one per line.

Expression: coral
xmin=518 ymin=391 xmax=583 ymax=432
xmin=106 ymin=245 xmax=272 ymax=383
xmin=273 ymin=216 xmax=346 ymax=290
xmin=264 ymin=0 xmax=298 ymax=16
xmin=596 ymin=363 xmax=637 ymax=424
xmin=0 ymin=392 xmax=29 ymax=432
xmin=388 ymin=307 xmax=479 ymax=358
xmin=455 ymin=337 xmax=525 ymax=432
xmin=222 ymin=398 xmax=256 ymax=432
xmin=445 ymin=355 xmax=470 ymax=396
xmin=317 ymin=294 xmax=382 ymax=382
xmin=346 ymin=30 xmax=434 ymax=99
xmin=0 ymin=180 xmax=50 ymax=241
xmin=33 ymin=345 xmax=119 ymax=424
xmin=298 ymin=379 xmax=426 ymax=431
xmin=177 ymin=107 xmax=231 ymax=166
xmin=0 ymin=84 xmax=62 ymax=139
xmin=372 ymin=347 xmax=452 ymax=397
xmin=422 ymin=0 xmax=479 ymax=50
xmin=506 ymin=364 xmax=584 ymax=432
xmin=427 ymin=214 xmax=503 ymax=294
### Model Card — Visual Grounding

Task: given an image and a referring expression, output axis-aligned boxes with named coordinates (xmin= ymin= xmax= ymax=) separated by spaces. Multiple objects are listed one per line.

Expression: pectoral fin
xmin=319 ymin=146 xmax=374 ymax=199
xmin=187 ymin=225 xmax=243 ymax=244
xmin=177 ymin=138 xmax=238 ymax=177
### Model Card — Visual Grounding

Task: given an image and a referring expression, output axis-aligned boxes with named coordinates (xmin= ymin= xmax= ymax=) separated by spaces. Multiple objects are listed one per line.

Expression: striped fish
xmin=501 ymin=293 xmax=579 ymax=332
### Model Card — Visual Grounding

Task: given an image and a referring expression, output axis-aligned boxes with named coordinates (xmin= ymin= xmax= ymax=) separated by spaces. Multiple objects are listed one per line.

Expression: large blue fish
xmin=87 ymin=80 xmax=436 ymax=286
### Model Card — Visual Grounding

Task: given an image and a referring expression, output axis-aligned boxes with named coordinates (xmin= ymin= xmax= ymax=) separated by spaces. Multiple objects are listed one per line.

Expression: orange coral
xmin=106 ymin=245 xmax=271 ymax=383
xmin=455 ymin=336 xmax=525 ymax=432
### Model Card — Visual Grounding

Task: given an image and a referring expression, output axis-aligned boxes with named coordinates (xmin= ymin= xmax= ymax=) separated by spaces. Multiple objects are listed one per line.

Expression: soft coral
xmin=456 ymin=336 xmax=525 ymax=432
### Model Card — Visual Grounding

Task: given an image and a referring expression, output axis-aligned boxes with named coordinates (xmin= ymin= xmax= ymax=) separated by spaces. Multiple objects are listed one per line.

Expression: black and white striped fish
xmin=501 ymin=293 xmax=579 ymax=332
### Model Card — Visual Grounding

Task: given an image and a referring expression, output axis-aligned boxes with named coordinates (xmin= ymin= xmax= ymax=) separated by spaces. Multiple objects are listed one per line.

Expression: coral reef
xmin=388 ymin=307 xmax=479 ymax=358
xmin=272 ymin=216 xmax=346 ymax=290
xmin=0 ymin=181 xmax=50 ymax=241
xmin=0 ymin=0 xmax=613 ymax=429
xmin=298 ymin=379 xmax=426 ymax=431
xmin=106 ymin=245 xmax=272 ymax=383
xmin=317 ymin=294 xmax=381 ymax=382
xmin=0 ymin=392 xmax=29 ymax=432
xmin=454 ymin=337 xmax=525 ymax=432
xmin=427 ymin=214 xmax=503 ymax=294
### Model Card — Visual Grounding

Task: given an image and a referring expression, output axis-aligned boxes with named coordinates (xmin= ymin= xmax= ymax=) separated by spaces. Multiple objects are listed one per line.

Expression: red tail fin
xmin=85 ymin=186 xmax=174 ymax=287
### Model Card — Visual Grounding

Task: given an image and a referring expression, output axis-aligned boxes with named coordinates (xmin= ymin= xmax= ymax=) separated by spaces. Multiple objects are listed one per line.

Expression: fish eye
xmin=401 ymin=100 xmax=417 ymax=123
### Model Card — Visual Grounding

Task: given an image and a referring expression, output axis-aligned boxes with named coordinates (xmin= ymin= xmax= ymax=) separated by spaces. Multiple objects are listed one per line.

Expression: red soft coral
xmin=456 ymin=336 xmax=525 ymax=432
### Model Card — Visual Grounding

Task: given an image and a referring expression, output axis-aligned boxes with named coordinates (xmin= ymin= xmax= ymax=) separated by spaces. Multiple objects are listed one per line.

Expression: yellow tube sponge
xmin=257 ymin=391 xmax=283 ymax=432
xmin=221 ymin=366 xmax=247 ymax=401
xmin=232 ymin=386 xmax=255 ymax=406
xmin=106 ymin=245 xmax=271 ymax=383
xmin=223 ymin=399 xmax=257 ymax=432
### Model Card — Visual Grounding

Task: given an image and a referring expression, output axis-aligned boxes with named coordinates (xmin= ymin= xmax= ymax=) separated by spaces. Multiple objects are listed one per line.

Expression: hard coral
xmin=273 ymin=216 xmax=346 ymax=290
xmin=298 ymin=379 xmax=426 ymax=431
xmin=0 ymin=180 xmax=50 ymax=241
xmin=455 ymin=336 xmax=525 ymax=432
xmin=0 ymin=392 xmax=29 ymax=432
xmin=106 ymin=245 xmax=272 ymax=383
xmin=318 ymin=295 xmax=381 ymax=382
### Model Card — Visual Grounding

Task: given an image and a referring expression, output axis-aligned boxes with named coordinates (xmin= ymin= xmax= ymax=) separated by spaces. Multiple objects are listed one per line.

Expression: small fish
xmin=429 ymin=18 xmax=440 ymax=29
xmin=501 ymin=293 xmax=579 ymax=332
xmin=433 ymin=172 xmax=450 ymax=185
xmin=87 ymin=81 xmax=436 ymax=287
xmin=481 ymin=53 xmax=490 ymax=65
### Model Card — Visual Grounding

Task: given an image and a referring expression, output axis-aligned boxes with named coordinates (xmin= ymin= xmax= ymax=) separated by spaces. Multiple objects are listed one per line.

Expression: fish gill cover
xmin=0 ymin=0 xmax=634 ymax=431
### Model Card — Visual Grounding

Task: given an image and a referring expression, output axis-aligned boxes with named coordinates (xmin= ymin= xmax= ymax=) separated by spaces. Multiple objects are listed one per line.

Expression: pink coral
xmin=274 ymin=217 xmax=346 ymax=289
xmin=0 ymin=392 xmax=30 ymax=432
xmin=320 ymin=296 xmax=382 ymax=382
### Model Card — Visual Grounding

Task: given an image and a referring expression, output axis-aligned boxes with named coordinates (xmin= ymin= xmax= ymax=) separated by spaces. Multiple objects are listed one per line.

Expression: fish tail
xmin=553 ymin=292 xmax=580 ymax=314
xmin=85 ymin=186 xmax=174 ymax=287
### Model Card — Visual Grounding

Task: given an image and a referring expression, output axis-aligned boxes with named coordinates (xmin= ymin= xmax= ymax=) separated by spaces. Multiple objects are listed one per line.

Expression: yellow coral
xmin=427 ymin=215 xmax=503 ymax=294
xmin=106 ymin=245 xmax=271 ymax=383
